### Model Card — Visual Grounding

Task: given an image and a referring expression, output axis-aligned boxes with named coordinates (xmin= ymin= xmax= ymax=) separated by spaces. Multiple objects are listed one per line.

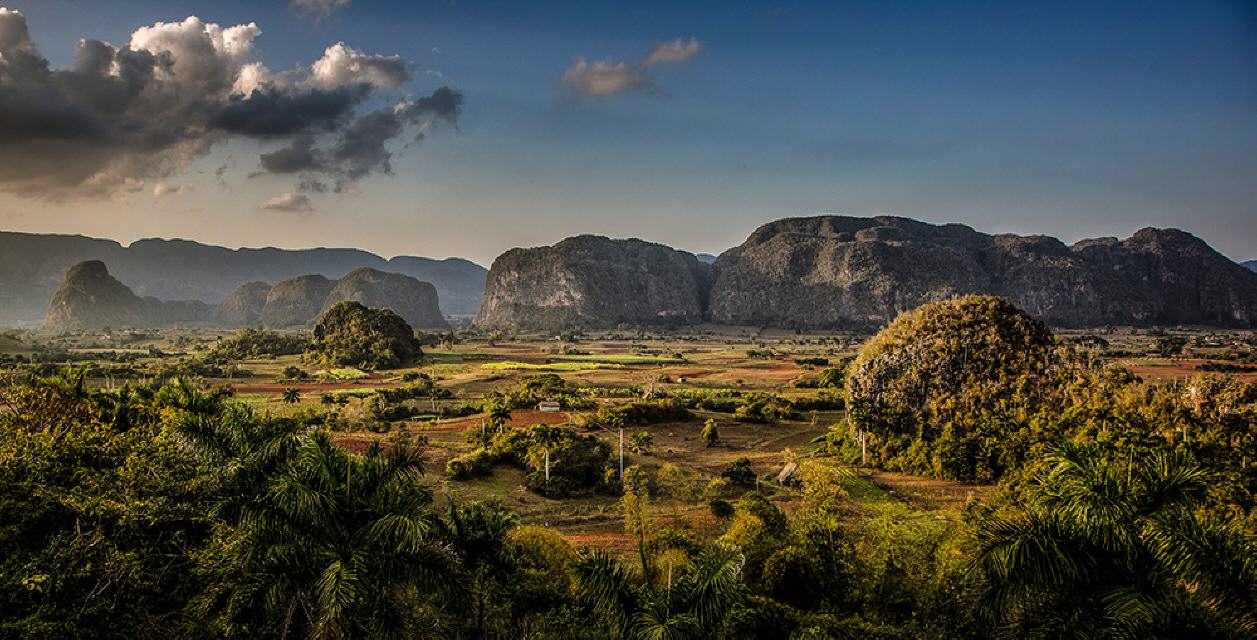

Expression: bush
xmin=722 ymin=457 xmax=757 ymax=486
xmin=596 ymin=399 xmax=692 ymax=426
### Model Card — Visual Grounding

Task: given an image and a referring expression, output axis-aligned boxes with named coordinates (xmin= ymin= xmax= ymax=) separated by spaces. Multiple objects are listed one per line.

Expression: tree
xmin=533 ymin=424 xmax=564 ymax=485
xmin=622 ymin=465 xmax=652 ymax=580
xmin=572 ymin=546 xmax=748 ymax=640
xmin=280 ymin=387 xmax=300 ymax=404
xmin=442 ymin=502 xmax=518 ymax=637
xmin=972 ymin=442 xmax=1257 ymax=637
xmin=702 ymin=418 xmax=719 ymax=447
xmin=195 ymin=433 xmax=457 ymax=638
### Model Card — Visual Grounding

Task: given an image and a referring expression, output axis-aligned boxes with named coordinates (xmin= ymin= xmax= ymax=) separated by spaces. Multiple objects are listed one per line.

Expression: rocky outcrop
xmin=256 ymin=268 xmax=449 ymax=330
xmin=43 ymin=261 xmax=210 ymax=331
xmin=215 ymin=281 xmax=271 ymax=326
xmin=709 ymin=216 xmax=1257 ymax=329
xmin=475 ymin=235 xmax=710 ymax=329
xmin=259 ymin=275 xmax=335 ymax=328
xmin=323 ymin=268 xmax=449 ymax=330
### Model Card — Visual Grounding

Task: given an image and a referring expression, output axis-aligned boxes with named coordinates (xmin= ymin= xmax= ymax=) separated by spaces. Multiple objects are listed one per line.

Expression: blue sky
xmin=0 ymin=0 xmax=1253 ymax=264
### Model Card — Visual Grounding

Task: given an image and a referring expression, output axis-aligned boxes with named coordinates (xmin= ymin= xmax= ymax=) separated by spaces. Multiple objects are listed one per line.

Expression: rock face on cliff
xmin=257 ymin=269 xmax=449 ymax=330
xmin=323 ymin=268 xmax=449 ymax=330
xmin=216 ymin=281 xmax=271 ymax=326
xmin=44 ymin=261 xmax=209 ymax=331
xmin=475 ymin=235 xmax=710 ymax=329
xmin=709 ymin=216 xmax=1257 ymax=329
xmin=259 ymin=275 xmax=335 ymax=328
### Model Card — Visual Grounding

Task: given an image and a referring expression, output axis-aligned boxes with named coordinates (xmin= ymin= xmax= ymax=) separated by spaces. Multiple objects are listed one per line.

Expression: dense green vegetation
xmin=204 ymin=329 xmax=309 ymax=362
xmin=2 ymin=295 xmax=1254 ymax=638
xmin=308 ymin=301 xmax=423 ymax=370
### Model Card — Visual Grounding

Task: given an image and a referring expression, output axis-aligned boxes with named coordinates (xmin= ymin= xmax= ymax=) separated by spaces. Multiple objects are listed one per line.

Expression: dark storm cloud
xmin=258 ymin=136 xmax=325 ymax=174
xmin=256 ymin=85 xmax=462 ymax=189
xmin=210 ymin=84 xmax=369 ymax=137
xmin=0 ymin=9 xmax=462 ymax=200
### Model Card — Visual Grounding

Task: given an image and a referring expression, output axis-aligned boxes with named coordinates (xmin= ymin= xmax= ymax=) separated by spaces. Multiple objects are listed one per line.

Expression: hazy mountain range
xmin=0 ymin=232 xmax=487 ymax=325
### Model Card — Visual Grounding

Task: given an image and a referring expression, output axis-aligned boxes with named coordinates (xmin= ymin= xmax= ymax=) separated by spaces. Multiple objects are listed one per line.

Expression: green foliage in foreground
xmin=2 ymin=357 xmax=1254 ymax=638
xmin=973 ymin=443 xmax=1257 ymax=637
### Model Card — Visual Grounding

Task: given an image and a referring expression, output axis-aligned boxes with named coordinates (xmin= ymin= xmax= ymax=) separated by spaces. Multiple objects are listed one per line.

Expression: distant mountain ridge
xmin=43 ymin=262 xmax=449 ymax=331
xmin=476 ymin=216 xmax=1257 ymax=330
xmin=0 ymin=231 xmax=487 ymax=324
xmin=1244 ymin=260 xmax=1257 ymax=273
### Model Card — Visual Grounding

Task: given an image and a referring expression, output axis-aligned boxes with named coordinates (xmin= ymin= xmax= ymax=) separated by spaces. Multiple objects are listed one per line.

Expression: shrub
xmin=722 ymin=457 xmax=757 ymax=486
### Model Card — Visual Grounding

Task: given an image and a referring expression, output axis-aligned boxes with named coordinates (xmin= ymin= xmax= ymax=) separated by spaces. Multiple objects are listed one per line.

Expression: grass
xmin=553 ymin=354 xmax=685 ymax=365
xmin=481 ymin=361 xmax=626 ymax=371
xmin=316 ymin=367 xmax=370 ymax=380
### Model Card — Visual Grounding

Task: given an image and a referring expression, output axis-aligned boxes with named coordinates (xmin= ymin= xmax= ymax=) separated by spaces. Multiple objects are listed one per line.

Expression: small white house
xmin=537 ymin=401 xmax=561 ymax=413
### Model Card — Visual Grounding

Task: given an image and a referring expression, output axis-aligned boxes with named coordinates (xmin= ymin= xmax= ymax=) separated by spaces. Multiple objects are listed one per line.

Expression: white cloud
xmin=561 ymin=37 xmax=701 ymax=100
xmin=258 ymin=192 xmax=314 ymax=212
xmin=643 ymin=37 xmax=701 ymax=66
xmin=561 ymin=58 xmax=646 ymax=99
xmin=0 ymin=10 xmax=461 ymax=199
xmin=151 ymin=182 xmax=188 ymax=197
xmin=310 ymin=42 xmax=410 ymax=89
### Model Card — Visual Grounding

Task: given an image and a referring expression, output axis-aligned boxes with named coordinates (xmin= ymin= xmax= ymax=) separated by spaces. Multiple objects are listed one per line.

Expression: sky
xmin=0 ymin=0 xmax=1253 ymax=266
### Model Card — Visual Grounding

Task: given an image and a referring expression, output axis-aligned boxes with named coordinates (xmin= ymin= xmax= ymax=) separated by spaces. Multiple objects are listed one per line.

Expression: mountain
xmin=0 ymin=231 xmax=487 ymax=324
xmin=709 ymin=216 xmax=1257 ymax=329
xmin=44 ymin=262 xmax=450 ymax=331
xmin=44 ymin=261 xmax=211 ymax=331
xmin=695 ymin=253 xmax=718 ymax=265
xmin=322 ymin=268 xmax=449 ymax=330
xmin=259 ymin=275 xmax=336 ymax=328
xmin=475 ymin=235 xmax=710 ymax=329
xmin=1244 ymin=260 xmax=1257 ymax=273
xmin=256 ymin=269 xmax=449 ymax=330
xmin=216 ymin=281 xmax=271 ymax=326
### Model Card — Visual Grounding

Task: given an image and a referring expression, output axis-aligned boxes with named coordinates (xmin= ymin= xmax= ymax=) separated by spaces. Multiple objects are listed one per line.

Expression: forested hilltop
xmin=2 ymin=295 xmax=1254 ymax=638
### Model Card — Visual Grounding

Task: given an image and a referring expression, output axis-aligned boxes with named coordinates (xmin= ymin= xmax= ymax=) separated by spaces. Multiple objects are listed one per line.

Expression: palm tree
xmin=441 ymin=502 xmax=518 ymax=637
xmin=194 ymin=430 xmax=458 ymax=638
xmin=532 ymin=424 xmax=565 ymax=484
xmin=971 ymin=442 xmax=1257 ymax=638
xmin=281 ymin=387 xmax=300 ymax=404
xmin=573 ymin=546 xmax=746 ymax=640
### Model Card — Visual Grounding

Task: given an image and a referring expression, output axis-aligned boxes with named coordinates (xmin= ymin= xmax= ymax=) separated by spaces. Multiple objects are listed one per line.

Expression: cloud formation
xmin=259 ymin=192 xmax=314 ymax=212
xmin=291 ymin=0 xmax=350 ymax=21
xmin=0 ymin=9 xmax=461 ymax=199
xmin=561 ymin=36 xmax=701 ymax=99
xmin=643 ymin=37 xmax=701 ymax=66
